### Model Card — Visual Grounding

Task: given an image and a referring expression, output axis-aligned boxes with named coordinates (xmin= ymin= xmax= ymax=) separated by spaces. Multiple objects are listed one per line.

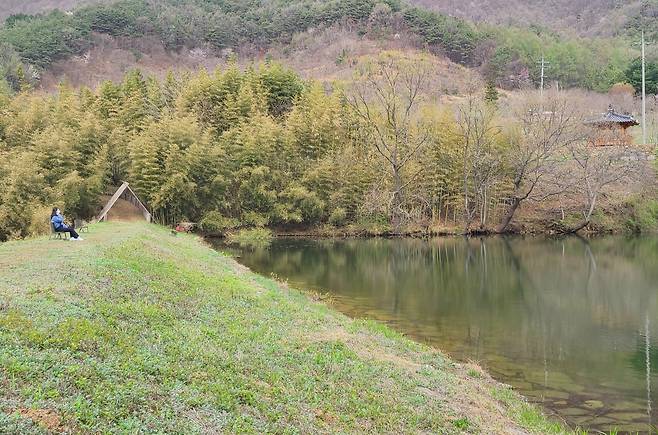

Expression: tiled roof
xmin=585 ymin=106 xmax=639 ymax=126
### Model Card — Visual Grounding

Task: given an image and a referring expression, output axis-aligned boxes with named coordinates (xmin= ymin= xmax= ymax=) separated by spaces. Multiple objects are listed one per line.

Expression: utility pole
xmin=642 ymin=30 xmax=647 ymax=145
xmin=537 ymin=55 xmax=550 ymax=100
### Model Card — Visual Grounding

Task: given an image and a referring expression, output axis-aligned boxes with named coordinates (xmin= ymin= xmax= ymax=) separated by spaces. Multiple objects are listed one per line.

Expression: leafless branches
xmin=346 ymin=52 xmax=433 ymax=233
xmin=562 ymin=141 xmax=638 ymax=233
xmin=497 ymin=92 xmax=584 ymax=232
xmin=456 ymin=92 xmax=502 ymax=231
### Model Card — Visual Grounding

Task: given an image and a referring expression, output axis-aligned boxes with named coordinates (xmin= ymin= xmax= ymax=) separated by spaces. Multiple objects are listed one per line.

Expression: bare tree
xmin=456 ymin=92 xmax=501 ymax=232
xmin=563 ymin=143 xmax=638 ymax=233
xmin=347 ymin=52 xmax=433 ymax=233
xmin=496 ymin=92 xmax=583 ymax=233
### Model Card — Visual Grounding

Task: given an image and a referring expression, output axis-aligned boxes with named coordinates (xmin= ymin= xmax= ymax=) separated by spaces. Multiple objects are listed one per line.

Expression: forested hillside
xmin=409 ymin=0 xmax=645 ymax=37
xmin=0 ymin=1 xmax=105 ymax=20
xmin=0 ymin=53 xmax=653 ymax=242
xmin=2 ymin=0 xmax=653 ymax=38
xmin=0 ymin=1 xmax=657 ymax=242
xmin=0 ymin=0 xmax=643 ymax=94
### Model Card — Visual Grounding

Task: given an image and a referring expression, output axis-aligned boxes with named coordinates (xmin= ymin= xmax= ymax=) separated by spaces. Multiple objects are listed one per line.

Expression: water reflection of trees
xmin=235 ymin=236 xmax=658 ymax=410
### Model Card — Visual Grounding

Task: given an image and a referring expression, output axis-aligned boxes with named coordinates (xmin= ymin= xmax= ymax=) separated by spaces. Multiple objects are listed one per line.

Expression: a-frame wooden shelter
xmin=97 ymin=182 xmax=152 ymax=223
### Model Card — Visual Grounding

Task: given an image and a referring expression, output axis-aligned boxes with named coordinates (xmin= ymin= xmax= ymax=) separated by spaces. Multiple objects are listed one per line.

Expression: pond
xmin=214 ymin=236 xmax=658 ymax=432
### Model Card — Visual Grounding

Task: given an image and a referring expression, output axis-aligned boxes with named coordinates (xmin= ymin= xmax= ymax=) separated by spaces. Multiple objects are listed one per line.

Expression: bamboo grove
xmin=0 ymin=52 xmax=647 ymax=241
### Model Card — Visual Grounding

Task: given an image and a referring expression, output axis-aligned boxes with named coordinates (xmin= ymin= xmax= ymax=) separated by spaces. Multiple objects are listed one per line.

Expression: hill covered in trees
xmin=2 ymin=0 xmax=654 ymax=39
xmin=1 ymin=2 xmax=657 ymax=242
xmin=410 ymin=0 xmax=650 ymax=38
xmin=0 ymin=54 xmax=653 ymax=242
xmin=0 ymin=0 xmax=105 ymax=20
xmin=0 ymin=0 xmax=646 ymax=94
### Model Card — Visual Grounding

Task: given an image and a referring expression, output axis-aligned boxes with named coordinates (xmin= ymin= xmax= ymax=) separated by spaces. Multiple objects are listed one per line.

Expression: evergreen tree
xmin=484 ymin=81 xmax=499 ymax=105
xmin=625 ymin=57 xmax=658 ymax=95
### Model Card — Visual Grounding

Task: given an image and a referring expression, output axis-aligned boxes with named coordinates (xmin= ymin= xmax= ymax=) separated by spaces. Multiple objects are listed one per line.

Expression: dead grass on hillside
xmin=39 ymin=26 xmax=473 ymax=93
xmin=407 ymin=0 xmax=638 ymax=38
xmin=41 ymin=33 xmax=226 ymax=90
xmin=304 ymin=325 xmax=535 ymax=434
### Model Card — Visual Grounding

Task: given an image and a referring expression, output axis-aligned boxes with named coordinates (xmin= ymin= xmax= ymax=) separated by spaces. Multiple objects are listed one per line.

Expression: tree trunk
xmin=496 ymin=197 xmax=521 ymax=233
xmin=563 ymin=193 xmax=597 ymax=234
xmin=565 ymin=219 xmax=591 ymax=234
xmin=391 ymin=168 xmax=403 ymax=234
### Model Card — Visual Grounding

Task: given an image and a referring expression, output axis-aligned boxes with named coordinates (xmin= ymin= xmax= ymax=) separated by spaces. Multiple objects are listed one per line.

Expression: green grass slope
xmin=0 ymin=222 xmax=564 ymax=433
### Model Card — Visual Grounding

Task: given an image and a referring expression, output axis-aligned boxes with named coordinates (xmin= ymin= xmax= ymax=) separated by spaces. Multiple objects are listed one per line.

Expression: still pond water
xmin=217 ymin=236 xmax=658 ymax=432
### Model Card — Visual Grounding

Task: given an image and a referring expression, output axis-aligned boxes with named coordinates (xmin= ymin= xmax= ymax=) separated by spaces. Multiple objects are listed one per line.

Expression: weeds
xmin=467 ymin=368 xmax=482 ymax=378
xmin=226 ymin=227 xmax=273 ymax=247
xmin=453 ymin=417 xmax=470 ymax=429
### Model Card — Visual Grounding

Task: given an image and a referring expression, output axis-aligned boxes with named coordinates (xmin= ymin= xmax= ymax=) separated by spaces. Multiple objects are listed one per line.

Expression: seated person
xmin=51 ymin=208 xmax=83 ymax=241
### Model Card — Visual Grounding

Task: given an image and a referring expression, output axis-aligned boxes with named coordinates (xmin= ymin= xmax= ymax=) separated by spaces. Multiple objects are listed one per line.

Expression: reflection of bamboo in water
xmin=479 ymin=239 xmax=487 ymax=294
xmin=543 ymin=320 xmax=548 ymax=403
xmin=481 ymin=239 xmax=488 ymax=280
xmin=646 ymin=313 xmax=652 ymax=422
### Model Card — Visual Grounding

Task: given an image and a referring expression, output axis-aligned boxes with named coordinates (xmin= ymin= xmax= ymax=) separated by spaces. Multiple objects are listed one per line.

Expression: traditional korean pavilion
xmin=585 ymin=106 xmax=639 ymax=146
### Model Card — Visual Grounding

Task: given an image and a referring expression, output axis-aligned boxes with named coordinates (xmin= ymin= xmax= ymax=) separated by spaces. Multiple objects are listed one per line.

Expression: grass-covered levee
xmin=0 ymin=222 xmax=566 ymax=433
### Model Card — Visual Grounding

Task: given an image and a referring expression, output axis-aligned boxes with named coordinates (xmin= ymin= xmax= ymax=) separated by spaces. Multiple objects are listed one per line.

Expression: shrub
xmin=328 ymin=207 xmax=348 ymax=226
xmin=27 ymin=205 xmax=53 ymax=237
xmin=0 ymin=10 xmax=91 ymax=68
xmin=241 ymin=211 xmax=270 ymax=227
xmin=227 ymin=227 xmax=273 ymax=247
xmin=199 ymin=211 xmax=240 ymax=236
xmin=625 ymin=198 xmax=658 ymax=233
xmin=78 ymin=0 xmax=150 ymax=37
xmin=402 ymin=7 xmax=478 ymax=65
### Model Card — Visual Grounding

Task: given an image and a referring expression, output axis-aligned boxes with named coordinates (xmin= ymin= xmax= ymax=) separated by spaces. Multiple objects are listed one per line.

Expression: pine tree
xmin=484 ymin=81 xmax=499 ymax=106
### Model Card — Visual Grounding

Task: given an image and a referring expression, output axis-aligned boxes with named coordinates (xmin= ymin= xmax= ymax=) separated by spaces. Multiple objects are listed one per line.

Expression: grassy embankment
xmin=0 ymin=222 xmax=566 ymax=433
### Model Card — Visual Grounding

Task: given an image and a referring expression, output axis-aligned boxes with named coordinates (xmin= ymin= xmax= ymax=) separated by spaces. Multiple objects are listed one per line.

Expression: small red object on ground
xmin=175 ymin=222 xmax=195 ymax=233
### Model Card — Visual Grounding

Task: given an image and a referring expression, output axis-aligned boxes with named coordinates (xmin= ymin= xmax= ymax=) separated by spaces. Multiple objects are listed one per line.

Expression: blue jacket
xmin=51 ymin=214 xmax=65 ymax=230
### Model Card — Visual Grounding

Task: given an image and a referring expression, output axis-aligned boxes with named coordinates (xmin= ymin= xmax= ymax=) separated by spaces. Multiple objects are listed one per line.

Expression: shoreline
xmin=0 ymin=222 xmax=568 ymax=433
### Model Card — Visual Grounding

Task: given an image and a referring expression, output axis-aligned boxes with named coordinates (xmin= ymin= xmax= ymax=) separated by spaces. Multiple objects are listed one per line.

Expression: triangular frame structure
xmin=97 ymin=182 xmax=152 ymax=223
